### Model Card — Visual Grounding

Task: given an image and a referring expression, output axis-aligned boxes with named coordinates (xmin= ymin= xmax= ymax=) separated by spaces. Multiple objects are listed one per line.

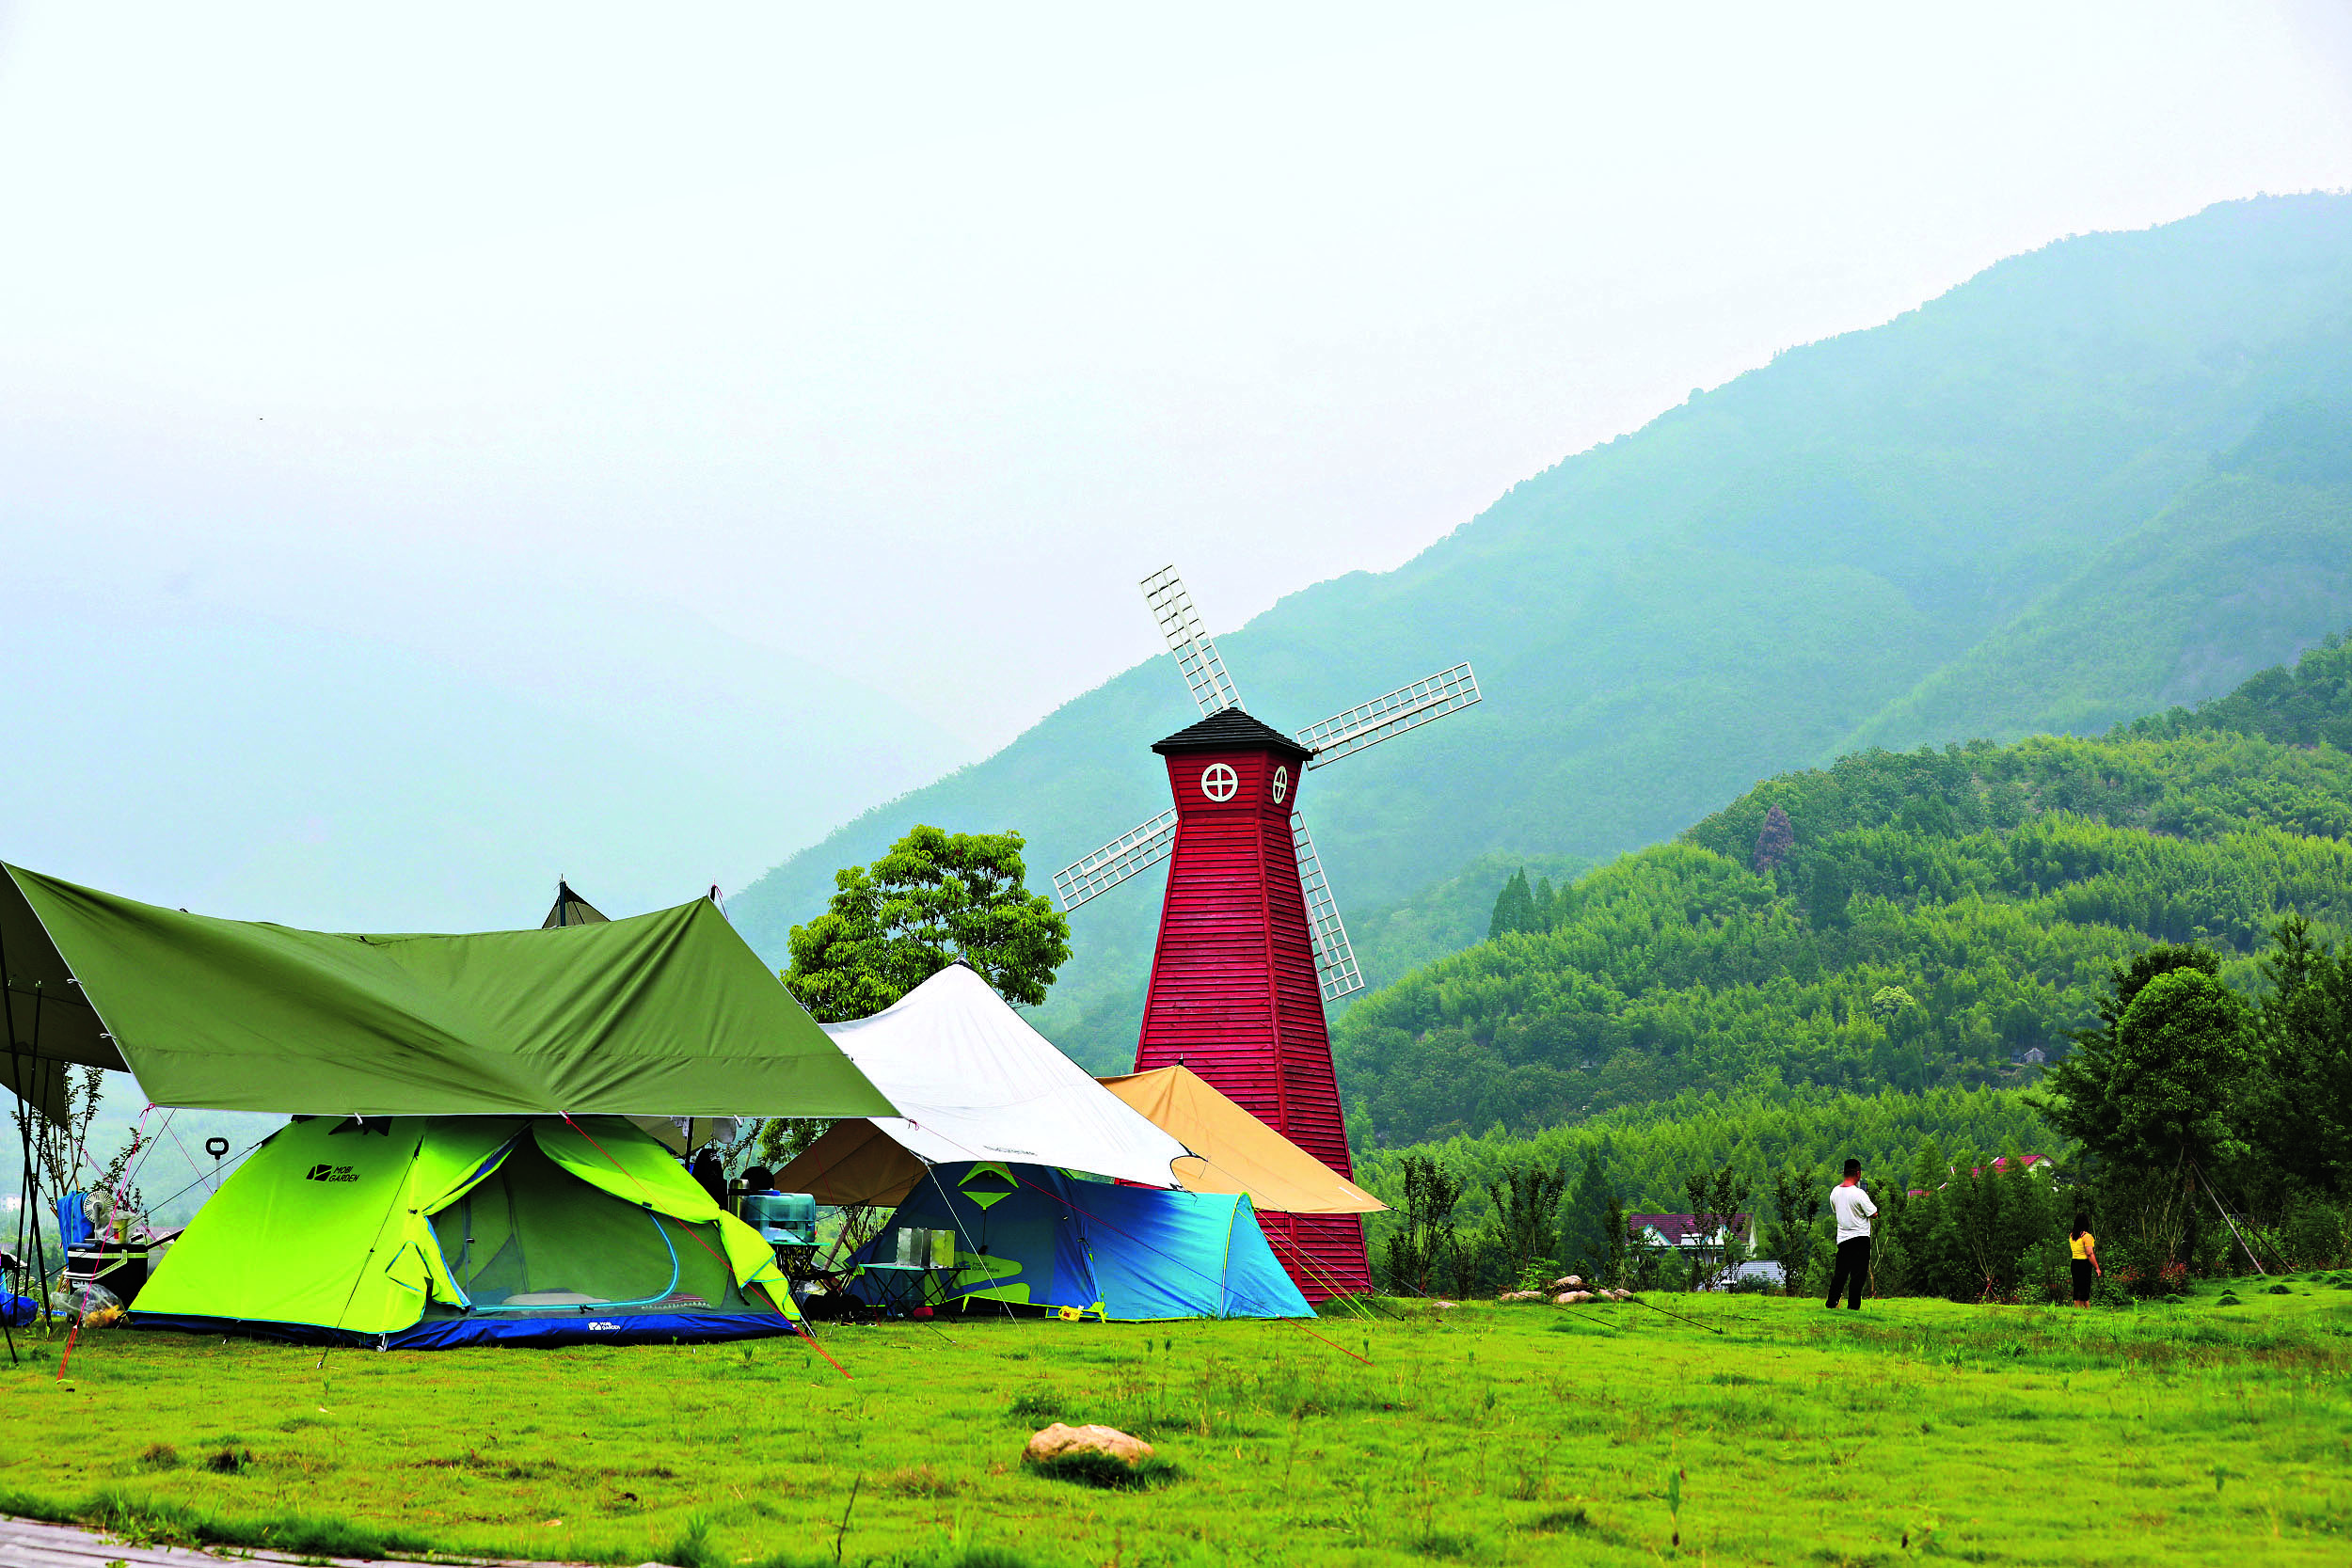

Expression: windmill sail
xmin=1141 ymin=565 xmax=1243 ymax=717
xmin=1295 ymin=663 xmax=1480 ymax=768
xmin=1052 ymin=810 xmax=1179 ymax=911
xmin=1290 ymin=815 xmax=1363 ymax=1001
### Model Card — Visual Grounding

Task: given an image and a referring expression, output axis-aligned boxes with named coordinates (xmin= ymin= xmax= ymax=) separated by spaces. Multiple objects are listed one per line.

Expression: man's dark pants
xmin=1824 ymin=1235 xmax=1869 ymax=1308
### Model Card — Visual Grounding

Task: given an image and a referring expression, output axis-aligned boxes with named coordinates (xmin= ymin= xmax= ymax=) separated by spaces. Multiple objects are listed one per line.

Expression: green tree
xmin=1603 ymin=1190 xmax=1632 ymax=1289
xmin=2035 ymin=944 xmax=2219 ymax=1164
xmin=1378 ymin=1153 xmax=1464 ymax=1297
xmin=1487 ymin=1162 xmax=1568 ymax=1288
xmin=1802 ymin=859 xmax=1851 ymax=930
xmin=1940 ymin=1150 xmax=2059 ymax=1300
xmin=1680 ymin=1161 xmax=1753 ymax=1291
xmin=1557 ymin=1148 xmax=1616 ymax=1279
xmin=2042 ymin=966 xmax=2254 ymax=1174
xmin=1765 ymin=1164 xmax=1822 ymax=1292
xmin=2249 ymin=915 xmax=2352 ymax=1198
xmin=783 ymin=825 xmax=1071 ymax=1023
xmin=1488 ymin=869 xmax=1538 ymax=939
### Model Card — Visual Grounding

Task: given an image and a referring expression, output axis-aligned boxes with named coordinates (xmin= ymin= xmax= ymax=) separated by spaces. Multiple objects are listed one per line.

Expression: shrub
xmin=1524 ymin=1505 xmax=1594 ymax=1533
xmin=1005 ymin=1389 xmax=1060 ymax=1423
xmin=660 ymin=1516 xmax=725 ymax=1568
xmin=2278 ymin=1198 xmax=2352 ymax=1271
xmin=2098 ymin=1238 xmax=2181 ymax=1299
xmin=878 ymin=1465 xmax=961 ymax=1497
xmin=135 ymin=1445 xmax=179 ymax=1473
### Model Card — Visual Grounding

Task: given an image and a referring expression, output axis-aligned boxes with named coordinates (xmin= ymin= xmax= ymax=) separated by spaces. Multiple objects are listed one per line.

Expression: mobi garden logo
xmin=304 ymin=1164 xmax=360 ymax=1183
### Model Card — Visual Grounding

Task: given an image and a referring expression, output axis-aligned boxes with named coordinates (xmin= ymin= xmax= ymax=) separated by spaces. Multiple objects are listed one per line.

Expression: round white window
xmin=1271 ymin=766 xmax=1289 ymax=804
xmin=1200 ymin=763 xmax=1238 ymax=801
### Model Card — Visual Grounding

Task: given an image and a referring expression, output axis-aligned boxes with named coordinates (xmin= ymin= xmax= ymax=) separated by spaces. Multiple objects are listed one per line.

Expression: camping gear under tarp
xmin=845 ymin=1160 xmax=1310 ymax=1321
xmin=1098 ymin=1065 xmax=1387 ymax=1216
xmin=799 ymin=964 xmax=1189 ymax=1191
xmin=0 ymin=862 xmax=893 ymax=1118
xmin=134 ymin=1114 xmax=799 ymax=1346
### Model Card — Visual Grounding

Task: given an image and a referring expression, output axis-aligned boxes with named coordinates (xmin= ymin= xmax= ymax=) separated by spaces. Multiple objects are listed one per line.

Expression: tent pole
xmin=2 ymin=900 xmax=61 ymax=1327
xmin=12 ymin=1065 xmax=53 ymax=1326
xmin=0 ymin=908 xmax=27 ymax=1341
xmin=24 ymin=987 xmax=57 ymax=1322
xmin=313 ymin=1127 xmax=426 ymax=1370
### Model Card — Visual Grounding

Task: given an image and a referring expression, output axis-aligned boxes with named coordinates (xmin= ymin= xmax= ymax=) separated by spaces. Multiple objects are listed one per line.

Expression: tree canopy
xmin=2249 ymin=917 xmax=2352 ymax=1197
xmin=782 ymin=825 xmax=1071 ymax=1023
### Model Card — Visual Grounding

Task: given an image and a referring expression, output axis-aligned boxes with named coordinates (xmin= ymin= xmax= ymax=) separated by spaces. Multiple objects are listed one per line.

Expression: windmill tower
xmin=1054 ymin=566 xmax=1481 ymax=1297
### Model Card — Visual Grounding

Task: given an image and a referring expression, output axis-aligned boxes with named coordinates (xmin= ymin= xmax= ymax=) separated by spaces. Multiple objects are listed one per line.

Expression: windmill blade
xmin=1140 ymin=564 xmax=1243 ymax=716
xmin=1295 ymin=662 xmax=1481 ymax=769
xmin=1290 ymin=814 xmax=1364 ymax=1002
xmin=1053 ymin=810 xmax=1179 ymax=911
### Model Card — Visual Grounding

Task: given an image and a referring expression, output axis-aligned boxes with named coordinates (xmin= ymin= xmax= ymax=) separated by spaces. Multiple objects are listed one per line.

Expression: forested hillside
xmin=1335 ymin=633 xmax=2352 ymax=1146
xmin=731 ymin=196 xmax=2352 ymax=1071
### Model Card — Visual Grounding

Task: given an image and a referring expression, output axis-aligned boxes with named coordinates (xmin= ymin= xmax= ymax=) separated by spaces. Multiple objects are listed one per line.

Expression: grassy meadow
xmin=4 ymin=1282 xmax=2350 ymax=1567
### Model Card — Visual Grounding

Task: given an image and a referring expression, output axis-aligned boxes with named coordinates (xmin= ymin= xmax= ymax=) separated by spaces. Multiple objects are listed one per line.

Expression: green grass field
xmin=4 ymin=1280 xmax=2350 ymax=1567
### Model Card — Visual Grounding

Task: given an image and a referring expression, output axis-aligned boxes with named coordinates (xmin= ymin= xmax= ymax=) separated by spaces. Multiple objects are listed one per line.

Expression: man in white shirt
xmin=1825 ymin=1158 xmax=1878 ymax=1309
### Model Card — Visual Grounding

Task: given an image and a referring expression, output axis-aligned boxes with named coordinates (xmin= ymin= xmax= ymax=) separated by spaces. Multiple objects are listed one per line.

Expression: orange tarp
xmin=1096 ymin=1065 xmax=1386 ymax=1215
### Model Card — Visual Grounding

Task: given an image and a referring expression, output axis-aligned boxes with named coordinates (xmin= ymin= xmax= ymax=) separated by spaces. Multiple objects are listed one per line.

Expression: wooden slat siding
xmin=1135 ymin=745 xmax=1372 ymax=1297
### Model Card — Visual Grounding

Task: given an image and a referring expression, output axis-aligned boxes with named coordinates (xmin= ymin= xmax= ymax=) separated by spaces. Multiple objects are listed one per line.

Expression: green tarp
xmin=0 ymin=863 xmax=894 ymax=1118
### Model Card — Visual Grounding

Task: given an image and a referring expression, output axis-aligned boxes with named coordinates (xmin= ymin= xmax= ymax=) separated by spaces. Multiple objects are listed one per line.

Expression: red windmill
xmin=1053 ymin=566 xmax=1482 ymax=1297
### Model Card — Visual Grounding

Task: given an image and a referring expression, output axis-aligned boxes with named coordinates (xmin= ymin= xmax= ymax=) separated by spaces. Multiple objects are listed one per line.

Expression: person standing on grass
xmin=2069 ymin=1217 xmax=2101 ymax=1307
xmin=1824 ymin=1158 xmax=1878 ymax=1310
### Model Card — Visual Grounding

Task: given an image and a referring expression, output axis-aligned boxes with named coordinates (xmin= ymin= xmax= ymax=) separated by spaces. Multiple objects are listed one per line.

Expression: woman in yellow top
xmin=2069 ymin=1220 xmax=2101 ymax=1306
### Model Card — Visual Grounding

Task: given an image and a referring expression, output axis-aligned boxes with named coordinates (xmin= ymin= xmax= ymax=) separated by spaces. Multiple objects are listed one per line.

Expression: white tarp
xmin=821 ymin=963 xmax=1192 ymax=1187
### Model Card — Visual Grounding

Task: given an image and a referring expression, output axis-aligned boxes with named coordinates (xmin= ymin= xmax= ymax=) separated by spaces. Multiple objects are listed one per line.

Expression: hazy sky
xmin=4 ymin=1 xmax=2350 ymax=918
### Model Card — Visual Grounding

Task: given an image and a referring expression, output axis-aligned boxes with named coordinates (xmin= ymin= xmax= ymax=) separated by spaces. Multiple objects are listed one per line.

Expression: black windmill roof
xmin=1152 ymin=705 xmax=1315 ymax=762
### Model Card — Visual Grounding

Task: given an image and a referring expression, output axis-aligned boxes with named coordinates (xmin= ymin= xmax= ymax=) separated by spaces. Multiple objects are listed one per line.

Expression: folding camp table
xmin=856 ymin=1262 xmax=958 ymax=1316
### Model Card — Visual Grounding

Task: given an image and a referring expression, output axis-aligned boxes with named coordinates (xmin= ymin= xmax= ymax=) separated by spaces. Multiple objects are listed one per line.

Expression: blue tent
xmin=849 ymin=1161 xmax=1310 ymax=1320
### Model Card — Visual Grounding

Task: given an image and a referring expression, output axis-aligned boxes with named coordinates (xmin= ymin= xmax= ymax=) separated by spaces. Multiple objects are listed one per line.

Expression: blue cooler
xmin=740 ymin=1192 xmax=817 ymax=1247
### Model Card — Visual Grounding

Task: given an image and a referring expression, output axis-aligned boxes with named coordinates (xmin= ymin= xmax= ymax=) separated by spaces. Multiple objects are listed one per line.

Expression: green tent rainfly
xmin=0 ymin=862 xmax=896 ymax=1119
xmin=135 ymin=1114 xmax=803 ymax=1346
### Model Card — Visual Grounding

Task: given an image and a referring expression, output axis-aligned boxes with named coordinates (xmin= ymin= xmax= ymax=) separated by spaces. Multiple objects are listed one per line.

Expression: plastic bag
xmin=49 ymin=1280 xmax=123 ymax=1325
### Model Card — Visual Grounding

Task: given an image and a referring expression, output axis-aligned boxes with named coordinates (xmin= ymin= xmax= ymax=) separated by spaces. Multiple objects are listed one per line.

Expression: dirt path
xmin=0 ymin=1515 xmax=640 ymax=1568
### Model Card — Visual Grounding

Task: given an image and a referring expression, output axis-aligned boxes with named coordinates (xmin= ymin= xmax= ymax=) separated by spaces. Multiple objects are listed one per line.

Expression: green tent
xmin=541 ymin=879 xmax=609 ymax=928
xmin=135 ymin=1113 xmax=800 ymax=1346
xmin=0 ymin=863 xmax=892 ymax=1119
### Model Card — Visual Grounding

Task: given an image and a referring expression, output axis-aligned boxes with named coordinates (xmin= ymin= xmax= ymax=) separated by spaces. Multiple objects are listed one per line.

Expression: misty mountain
xmin=728 ymin=194 xmax=2352 ymax=1069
